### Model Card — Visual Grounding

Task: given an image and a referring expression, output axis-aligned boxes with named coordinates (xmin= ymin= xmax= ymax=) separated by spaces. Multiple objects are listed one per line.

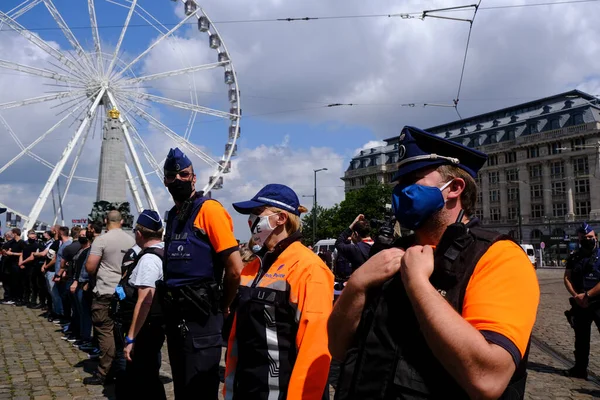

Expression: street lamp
xmin=313 ymin=168 xmax=328 ymax=245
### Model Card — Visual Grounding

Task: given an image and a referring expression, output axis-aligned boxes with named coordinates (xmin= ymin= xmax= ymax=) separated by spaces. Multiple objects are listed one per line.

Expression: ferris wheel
xmin=0 ymin=0 xmax=241 ymax=232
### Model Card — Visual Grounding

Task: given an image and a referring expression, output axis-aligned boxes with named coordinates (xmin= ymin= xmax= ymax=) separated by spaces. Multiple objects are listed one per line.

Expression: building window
xmin=549 ymin=142 xmax=563 ymax=155
xmin=508 ymin=207 xmax=518 ymax=220
xmin=573 ymin=114 xmax=584 ymax=125
xmin=359 ymin=177 xmax=366 ymax=185
xmin=553 ymin=203 xmax=567 ymax=217
xmin=575 ymin=178 xmax=590 ymax=194
xmin=530 ymin=184 xmax=543 ymax=200
xmin=531 ymin=204 xmax=544 ymax=218
xmin=552 ymin=181 xmax=565 ymax=195
xmin=506 ymin=169 xmax=518 ymax=182
xmin=489 ymin=189 xmax=500 ymax=203
xmin=576 ymin=201 xmax=591 ymax=216
xmin=489 ymin=171 xmax=499 ymax=184
xmin=506 ymin=129 xmax=515 ymax=141
xmin=477 ymin=191 xmax=483 ymax=205
xmin=529 ymin=164 xmax=542 ymax=179
xmin=551 ymin=161 xmax=564 ymax=178
xmin=508 ymin=188 xmax=519 ymax=202
xmin=571 ymin=137 xmax=585 ymax=151
xmin=573 ymin=157 xmax=589 ymax=175
xmin=474 ymin=208 xmax=483 ymax=220
xmin=529 ymin=123 xmax=538 ymax=134
xmin=350 ymin=178 xmax=356 ymax=187
xmin=527 ymin=146 xmax=539 ymax=158
xmin=490 ymin=208 xmax=501 ymax=221
xmin=505 ymin=152 xmax=517 ymax=164
xmin=488 ymin=155 xmax=498 ymax=166
xmin=551 ymin=119 xmax=560 ymax=130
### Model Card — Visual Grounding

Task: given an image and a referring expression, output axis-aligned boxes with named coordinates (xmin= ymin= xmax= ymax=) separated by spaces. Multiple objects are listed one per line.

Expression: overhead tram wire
xmin=1 ymin=0 xmax=598 ymax=32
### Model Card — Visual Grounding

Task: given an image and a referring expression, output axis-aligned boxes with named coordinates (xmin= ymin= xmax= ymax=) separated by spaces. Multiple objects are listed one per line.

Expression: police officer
xmin=161 ymin=148 xmax=243 ymax=399
xmin=329 ymin=126 xmax=540 ymax=400
xmin=563 ymin=222 xmax=600 ymax=379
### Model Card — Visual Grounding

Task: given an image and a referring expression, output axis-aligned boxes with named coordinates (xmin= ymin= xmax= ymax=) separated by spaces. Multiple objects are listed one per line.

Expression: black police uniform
xmin=161 ymin=194 xmax=224 ymax=400
xmin=335 ymin=220 xmax=529 ymax=400
xmin=116 ymin=246 xmax=166 ymax=400
xmin=565 ymin=245 xmax=600 ymax=374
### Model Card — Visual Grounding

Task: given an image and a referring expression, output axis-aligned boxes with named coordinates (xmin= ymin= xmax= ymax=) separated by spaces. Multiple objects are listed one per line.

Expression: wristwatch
xmin=125 ymin=336 xmax=135 ymax=344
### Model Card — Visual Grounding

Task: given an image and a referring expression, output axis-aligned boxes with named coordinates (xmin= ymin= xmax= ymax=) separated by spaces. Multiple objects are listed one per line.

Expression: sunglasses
xmin=165 ymin=170 xmax=193 ymax=181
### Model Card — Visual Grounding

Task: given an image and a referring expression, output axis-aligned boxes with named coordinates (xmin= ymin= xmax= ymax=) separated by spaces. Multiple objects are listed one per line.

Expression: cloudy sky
xmin=1 ymin=0 xmax=600 ymax=239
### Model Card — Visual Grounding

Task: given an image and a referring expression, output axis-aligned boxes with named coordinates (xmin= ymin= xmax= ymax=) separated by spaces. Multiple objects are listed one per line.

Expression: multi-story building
xmin=342 ymin=90 xmax=600 ymax=262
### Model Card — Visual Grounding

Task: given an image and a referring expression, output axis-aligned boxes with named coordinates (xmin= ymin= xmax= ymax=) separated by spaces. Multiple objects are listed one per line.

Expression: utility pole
xmin=313 ymin=168 xmax=328 ymax=245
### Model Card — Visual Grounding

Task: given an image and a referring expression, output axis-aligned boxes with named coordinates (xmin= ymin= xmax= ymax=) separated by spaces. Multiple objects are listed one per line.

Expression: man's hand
xmin=83 ymin=282 xmax=89 ymax=292
xmin=124 ymin=342 xmax=134 ymax=362
xmin=400 ymin=245 xmax=435 ymax=291
xmin=19 ymin=264 xmax=24 ymax=270
xmin=70 ymin=281 xmax=78 ymax=294
xmin=350 ymin=214 xmax=365 ymax=229
xmin=574 ymin=293 xmax=589 ymax=308
xmin=349 ymin=247 xmax=405 ymax=291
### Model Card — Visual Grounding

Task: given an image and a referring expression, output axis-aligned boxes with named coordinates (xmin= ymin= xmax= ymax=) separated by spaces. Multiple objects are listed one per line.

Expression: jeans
xmin=75 ymin=285 xmax=93 ymax=342
xmin=45 ymin=271 xmax=63 ymax=316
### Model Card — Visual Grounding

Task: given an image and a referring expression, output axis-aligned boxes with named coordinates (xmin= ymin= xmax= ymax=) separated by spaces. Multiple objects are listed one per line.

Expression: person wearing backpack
xmin=335 ymin=215 xmax=373 ymax=273
xmin=117 ymin=210 xmax=166 ymax=399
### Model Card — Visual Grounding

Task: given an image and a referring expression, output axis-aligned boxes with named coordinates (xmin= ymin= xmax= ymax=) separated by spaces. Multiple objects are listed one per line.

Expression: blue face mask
xmin=392 ymin=181 xmax=452 ymax=231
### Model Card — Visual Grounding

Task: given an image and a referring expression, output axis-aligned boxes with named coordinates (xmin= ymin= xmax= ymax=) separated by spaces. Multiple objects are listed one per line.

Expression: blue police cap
xmin=233 ymin=184 xmax=301 ymax=216
xmin=136 ymin=209 xmax=163 ymax=231
xmin=577 ymin=222 xmax=594 ymax=234
xmin=164 ymin=147 xmax=192 ymax=172
xmin=391 ymin=126 xmax=488 ymax=182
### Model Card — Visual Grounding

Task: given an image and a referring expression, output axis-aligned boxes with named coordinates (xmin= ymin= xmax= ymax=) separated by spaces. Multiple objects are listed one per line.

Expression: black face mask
xmin=28 ymin=238 xmax=36 ymax=244
xmin=168 ymin=179 xmax=194 ymax=202
xmin=581 ymin=238 xmax=597 ymax=252
xmin=78 ymin=237 xmax=89 ymax=245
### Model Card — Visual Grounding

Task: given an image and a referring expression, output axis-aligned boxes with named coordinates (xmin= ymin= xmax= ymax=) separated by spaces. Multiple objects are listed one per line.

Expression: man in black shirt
xmin=60 ymin=227 xmax=82 ymax=339
xmin=335 ymin=214 xmax=374 ymax=273
xmin=5 ymin=228 xmax=25 ymax=305
xmin=18 ymin=230 xmax=42 ymax=306
xmin=1 ymin=231 xmax=14 ymax=304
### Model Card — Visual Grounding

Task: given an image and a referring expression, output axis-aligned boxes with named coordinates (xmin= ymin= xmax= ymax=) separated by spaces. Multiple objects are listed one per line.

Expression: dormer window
xmin=460 ymin=127 xmax=468 ymax=135
xmin=510 ymin=115 xmax=519 ymax=123
xmin=492 ymin=119 xmax=500 ymax=127
xmin=543 ymin=105 xmax=552 ymax=114
xmin=475 ymin=123 xmax=483 ymax=131
xmin=564 ymin=100 xmax=574 ymax=109
xmin=445 ymin=131 xmax=452 ymax=138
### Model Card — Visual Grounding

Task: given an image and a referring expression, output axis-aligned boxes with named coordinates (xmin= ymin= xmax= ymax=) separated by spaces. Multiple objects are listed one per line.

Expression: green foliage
xmin=301 ymin=178 xmax=393 ymax=246
xmin=89 ymin=201 xmax=134 ymax=229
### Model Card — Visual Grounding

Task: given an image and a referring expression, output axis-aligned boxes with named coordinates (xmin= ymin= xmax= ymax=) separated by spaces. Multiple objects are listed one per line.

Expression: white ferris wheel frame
xmin=0 ymin=0 xmax=241 ymax=232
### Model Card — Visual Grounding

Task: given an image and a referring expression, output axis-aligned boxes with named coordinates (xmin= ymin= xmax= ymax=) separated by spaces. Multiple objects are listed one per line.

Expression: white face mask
xmin=248 ymin=213 xmax=278 ymax=253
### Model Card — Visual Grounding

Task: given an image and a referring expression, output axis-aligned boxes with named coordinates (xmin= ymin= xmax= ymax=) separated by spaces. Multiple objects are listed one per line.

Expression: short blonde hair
xmin=265 ymin=205 xmax=308 ymax=235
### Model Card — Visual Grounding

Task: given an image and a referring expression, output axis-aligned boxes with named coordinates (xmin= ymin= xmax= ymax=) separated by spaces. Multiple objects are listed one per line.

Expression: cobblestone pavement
xmin=2 ymin=269 xmax=600 ymax=399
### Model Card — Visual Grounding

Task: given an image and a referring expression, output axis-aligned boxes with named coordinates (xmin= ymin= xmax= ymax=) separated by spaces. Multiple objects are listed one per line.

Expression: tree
xmin=301 ymin=179 xmax=393 ymax=246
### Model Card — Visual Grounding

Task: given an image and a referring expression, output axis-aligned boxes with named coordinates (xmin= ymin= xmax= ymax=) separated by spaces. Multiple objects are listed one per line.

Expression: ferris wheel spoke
xmin=6 ymin=0 xmax=42 ymax=22
xmin=0 ymin=90 xmax=87 ymax=110
xmin=122 ymin=98 xmax=221 ymax=168
xmin=113 ymin=11 xmax=197 ymax=80
xmin=125 ymin=91 xmax=234 ymax=119
xmin=0 ymin=59 xmax=80 ymax=83
xmin=42 ymin=0 xmax=96 ymax=77
xmin=53 ymin=109 xmax=97 ymax=224
xmin=0 ymin=101 xmax=86 ymax=175
xmin=121 ymin=110 xmax=164 ymax=180
xmin=25 ymin=88 xmax=106 ymax=232
xmin=125 ymin=164 xmax=144 ymax=213
xmin=106 ymin=91 xmax=159 ymax=212
xmin=0 ymin=11 xmax=89 ymax=81
xmin=106 ymin=0 xmax=137 ymax=77
xmin=123 ymin=61 xmax=228 ymax=85
xmin=88 ymin=0 xmax=103 ymax=73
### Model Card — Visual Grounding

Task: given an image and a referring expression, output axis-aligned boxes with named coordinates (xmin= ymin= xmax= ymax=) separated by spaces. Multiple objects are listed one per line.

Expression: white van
xmin=313 ymin=239 xmax=336 ymax=255
xmin=520 ymin=244 xmax=536 ymax=266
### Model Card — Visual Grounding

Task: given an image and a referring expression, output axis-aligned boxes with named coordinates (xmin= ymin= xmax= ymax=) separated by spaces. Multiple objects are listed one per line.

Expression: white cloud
xmin=354 ymin=140 xmax=386 ymax=156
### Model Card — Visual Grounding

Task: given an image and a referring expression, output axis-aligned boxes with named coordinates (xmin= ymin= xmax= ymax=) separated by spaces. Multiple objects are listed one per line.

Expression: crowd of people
xmin=5 ymin=125 xmax=599 ymax=399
